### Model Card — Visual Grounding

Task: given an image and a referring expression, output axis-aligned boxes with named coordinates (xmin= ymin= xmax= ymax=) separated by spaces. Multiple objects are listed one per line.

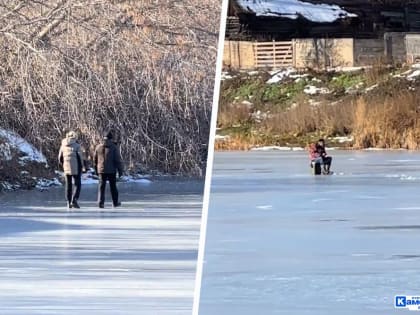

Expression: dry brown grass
xmin=353 ymin=91 xmax=420 ymax=149
xmin=364 ymin=58 xmax=392 ymax=86
xmin=217 ymin=78 xmax=420 ymax=150
xmin=217 ymin=103 xmax=252 ymax=128
xmin=260 ymin=99 xmax=354 ymax=137
xmin=214 ymin=134 xmax=254 ymax=151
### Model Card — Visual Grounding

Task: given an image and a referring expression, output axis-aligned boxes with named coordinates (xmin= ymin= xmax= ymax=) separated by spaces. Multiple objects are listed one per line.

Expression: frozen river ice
xmin=0 ymin=179 xmax=203 ymax=315
xmin=199 ymin=151 xmax=420 ymax=315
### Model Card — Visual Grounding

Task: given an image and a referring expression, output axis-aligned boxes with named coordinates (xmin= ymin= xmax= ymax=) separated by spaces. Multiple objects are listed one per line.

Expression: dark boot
xmin=323 ymin=165 xmax=330 ymax=175
xmin=98 ymin=174 xmax=107 ymax=206
xmin=67 ymin=202 xmax=72 ymax=209
xmin=113 ymin=202 xmax=121 ymax=208
xmin=98 ymin=203 xmax=104 ymax=209
xmin=72 ymin=200 xmax=80 ymax=209
xmin=109 ymin=174 xmax=119 ymax=206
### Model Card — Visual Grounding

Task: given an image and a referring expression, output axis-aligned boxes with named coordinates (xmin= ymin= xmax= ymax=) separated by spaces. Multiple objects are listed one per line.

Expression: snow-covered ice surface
xmin=237 ymin=0 xmax=357 ymax=22
xmin=0 ymin=180 xmax=203 ymax=314
xmin=199 ymin=151 xmax=420 ymax=315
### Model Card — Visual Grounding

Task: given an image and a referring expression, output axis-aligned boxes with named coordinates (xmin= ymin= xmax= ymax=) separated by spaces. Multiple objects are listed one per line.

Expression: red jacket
xmin=309 ymin=144 xmax=320 ymax=160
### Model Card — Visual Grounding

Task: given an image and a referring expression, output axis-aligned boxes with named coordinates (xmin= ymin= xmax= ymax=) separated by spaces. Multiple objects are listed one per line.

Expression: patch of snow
xmin=237 ymin=0 xmax=357 ymax=22
xmin=241 ymin=100 xmax=254 ymax=107
xmin=407 ymin=70 xmax=420 ymax=80
xmin=292 ymin=147 xmax=304 ymax=151
xmin=311 ymin=77 xmax=322 ymax=83
xmin=328 ymin=66 xmax=366 ymax=73
xmin=332 ymin=136 xmax=353 ymax=143
xmin=250 ymin=146 xmax=292 ymax=151
xmin=0 ymin=142 xmax=12 ymax=160
xmin=121 ymin=176 xmax=152 ymax=184
xmin=304 ymin=85 xmax=330 ymax=95
xmin=365 ymin=84 xmax=378 ymax=92
xmin=0 ymin=129 xmax=47 ymax=164
xmin=252 ymin=110 xmax=271 ymax=122
xmin=267 ymin=68 xmax=296 ymax=84
xmin=215 ymin=135 xmax=231 ymax=141
xmin=290 ymin=73 xmax=309 ymax=79
xmin=80 ymin=174 xmax=153 ymax=185
xmin=81 ymin=176 xmax=98 ymax=185
xmin=55 ymin=170 xmax=153 ymax=186
xmin=394 ymin=68 xmax=413 ymax=78
xmin=35 ymin=178 xmax=61 ymax=190
xmin=0 ymin=181 xmax=21 ymax=191
xmin=221 ymin=72 xmax=235 ymax=81
xmin=247 ymin=71 xmax=260 ymax=76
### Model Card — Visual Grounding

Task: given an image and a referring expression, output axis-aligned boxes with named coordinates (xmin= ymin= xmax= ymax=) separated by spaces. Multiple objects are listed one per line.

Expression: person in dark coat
xmin=58 ymin=131 xmax=86 ymax=209
xmin=94 ymin=131 xmax=124 ymax=208
xmin=316 ymin=139 xmax=332 ymax=174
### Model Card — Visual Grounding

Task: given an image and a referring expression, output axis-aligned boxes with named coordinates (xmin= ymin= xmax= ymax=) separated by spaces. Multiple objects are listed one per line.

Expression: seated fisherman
xmin=315 ymin=138 xmax=332 ymax=174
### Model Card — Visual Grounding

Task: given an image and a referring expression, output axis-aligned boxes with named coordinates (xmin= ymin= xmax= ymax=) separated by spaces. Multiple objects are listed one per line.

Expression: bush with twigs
xmin=0 ymin=0 xmax=220 ymax=176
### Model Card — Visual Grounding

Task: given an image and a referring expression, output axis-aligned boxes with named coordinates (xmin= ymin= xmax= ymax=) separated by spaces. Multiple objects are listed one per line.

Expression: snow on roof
xmin=237 ymin=0 xmax=357 ymax=23
xmin=0 ymin=128 xmax=47 ymax=163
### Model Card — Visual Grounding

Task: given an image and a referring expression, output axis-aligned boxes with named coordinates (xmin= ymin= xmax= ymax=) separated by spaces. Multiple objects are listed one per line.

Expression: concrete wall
xmin=385 ymin=32 xmax=407 ymax=64
xmin=353 ymin=38 xmax=385 ymax=66
xmin=406 ymin=34 xmax=420 ymax=63
xmin=223 ymin=41 xmax=255 ymax=70
xmin=223 ymin=34 xmax=413 ymax=70
xmin=294 ymin=38 xmax=354 ymax=68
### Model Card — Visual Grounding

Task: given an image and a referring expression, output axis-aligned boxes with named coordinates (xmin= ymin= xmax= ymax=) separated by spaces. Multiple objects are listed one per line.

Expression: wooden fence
xmin=223 ymin=40 xmax=294 ymax=69
xmin=253 ymin=41 xmax=294 ymax=68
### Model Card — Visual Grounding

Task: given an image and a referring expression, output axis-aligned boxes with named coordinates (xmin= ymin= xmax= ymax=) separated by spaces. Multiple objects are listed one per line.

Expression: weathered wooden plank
xmin=254 ymin=42 xmax=293 ymax=46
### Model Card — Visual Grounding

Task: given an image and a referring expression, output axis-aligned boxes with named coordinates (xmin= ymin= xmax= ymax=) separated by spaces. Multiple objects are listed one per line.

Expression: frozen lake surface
xmin=199 ymin=151 xmax=420 ymax=315
xmin=0 ymin=179 xmax=203 ymax=315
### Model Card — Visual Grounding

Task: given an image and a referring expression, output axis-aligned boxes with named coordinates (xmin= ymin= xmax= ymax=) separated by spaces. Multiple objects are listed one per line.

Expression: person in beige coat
xmin=58 ymin=131 xmax=85 ymax=209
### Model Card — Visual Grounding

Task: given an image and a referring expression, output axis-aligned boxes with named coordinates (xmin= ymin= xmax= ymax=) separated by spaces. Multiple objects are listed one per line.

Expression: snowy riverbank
xmin=0 ymin=129 xmax=154 ymax=192
xmin=218 ymin=64 xmax=420 ymax=151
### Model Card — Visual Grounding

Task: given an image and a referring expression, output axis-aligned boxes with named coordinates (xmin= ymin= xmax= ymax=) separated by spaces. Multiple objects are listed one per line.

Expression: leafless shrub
xmin=0 ymin=0 xmax=220 ymax=176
